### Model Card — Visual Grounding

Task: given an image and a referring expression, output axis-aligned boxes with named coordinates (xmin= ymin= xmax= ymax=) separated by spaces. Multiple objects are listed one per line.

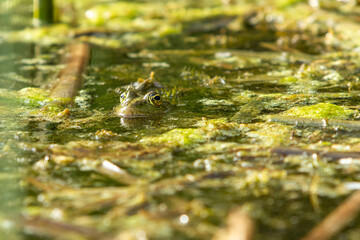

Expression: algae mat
xmin=2 ymin=0 xmax=360 ymax=239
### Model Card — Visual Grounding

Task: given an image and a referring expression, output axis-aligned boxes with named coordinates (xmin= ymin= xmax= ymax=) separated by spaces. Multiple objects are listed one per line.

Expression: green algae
xmin=231 ymin=100 xmax=264 ymax=123
xmin=5 ymin=0 xmax=360 ymax=240
xmin=282 ymin=102 xmax=357 ymax=120
xmin=18 ymin=87 xmax=50 ymax=107
xmin=141 ymin=118 xmax=246 ymax=147
xmin=246 ymin=123 xmax=292 ymax=147
xmin=6 ymin=24 xmax=70 ymax=45
xmin=18 ymin=87 xmax=70 ymax=107
xmin=278 ymin=76 xmax=298 ymax=84
xmin=14 ymin=87 xmax=75 ymax=122
xmin=141 ymin=128 xmax=205 ymax=146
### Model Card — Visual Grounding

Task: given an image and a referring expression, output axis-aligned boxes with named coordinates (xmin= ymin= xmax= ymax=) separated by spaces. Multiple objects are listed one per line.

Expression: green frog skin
xmin=114 ymin=90 xmax=173 ymax=118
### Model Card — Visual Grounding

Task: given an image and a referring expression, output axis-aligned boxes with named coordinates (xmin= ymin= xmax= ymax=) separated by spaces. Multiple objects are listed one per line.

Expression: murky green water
xmin=2 ymin=0 xmax=360 ymax=239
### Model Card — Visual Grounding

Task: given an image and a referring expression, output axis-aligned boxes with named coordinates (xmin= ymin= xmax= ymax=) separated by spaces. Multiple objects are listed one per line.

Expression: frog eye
xmin=148 ymin=92 xmax=162 ymax=106
xmin=119 ymin=92 xmax=127 ymax=103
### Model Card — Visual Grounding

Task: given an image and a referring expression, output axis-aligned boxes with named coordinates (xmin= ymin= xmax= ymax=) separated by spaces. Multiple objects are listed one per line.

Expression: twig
xmin=212 ymin=207 xmax=254 ymax=240
xmin=309 ymin=174 xmax=321 ymax=213
xmin=301 ymin=190 xmax=360 ymax=240
xmin=272 ymin=147 xmax=360 ymax=160
xmin=269 ymin=115 xmax=360 ymax=131
xmin=97 ymin=160 xmax=143 ymax=185
xmin=21 ymin=215 xmax=112 ymax=240
xmin=26 ymin=177 xmax=66 ymax=192
xmin=50 ymin=42 xmax=90 ymax=101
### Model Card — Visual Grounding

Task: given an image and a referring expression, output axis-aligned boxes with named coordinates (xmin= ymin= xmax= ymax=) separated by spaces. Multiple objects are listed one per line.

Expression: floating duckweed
xmin=282 ymin=103 xmax=357 ymax=120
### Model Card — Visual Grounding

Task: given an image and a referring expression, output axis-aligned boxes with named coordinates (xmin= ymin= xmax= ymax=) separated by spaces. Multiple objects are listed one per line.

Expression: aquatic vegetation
xmin=14 ymin=87 xmax=74 ymax=122
xmin=141 ymin=118 xmax=246 ymax=147
xmin=18 ymin=87 xmax=50 ymax=107
xmin=282 ymin=102 xmax=357 ymax=120
xmin=246 ymin=123 xmax=292 ymax=147
xmin=181 ymin=67 xmax=227 ymax=87
xmin=141 ymin=128 xmax=205 ymax=146
xmin=4 ymin=0 xmax=360 ymax=240
xmin=6 ymin=24 xmax=71 ymax=45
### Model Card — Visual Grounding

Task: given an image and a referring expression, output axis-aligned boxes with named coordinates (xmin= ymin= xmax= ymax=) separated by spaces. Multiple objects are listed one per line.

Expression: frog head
xmin=114 ymin=89 xmax=173 ymax=118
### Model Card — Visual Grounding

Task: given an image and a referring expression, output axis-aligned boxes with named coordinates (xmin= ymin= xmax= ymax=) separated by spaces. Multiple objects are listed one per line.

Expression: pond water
xmin=2 ymin=0 xmax=360 ymax=239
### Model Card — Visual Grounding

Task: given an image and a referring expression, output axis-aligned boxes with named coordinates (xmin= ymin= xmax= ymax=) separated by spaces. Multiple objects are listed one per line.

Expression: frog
xmin=114 ymin=71 xmax=163 ymax=95
xmin=114 ymin=72 xmax=176 ymax=118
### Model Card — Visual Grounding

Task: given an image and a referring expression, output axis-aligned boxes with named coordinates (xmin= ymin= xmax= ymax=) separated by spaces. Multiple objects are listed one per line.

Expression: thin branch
xmin=301 ymin=190 xmax=360 ymax=240
xmin=272 ymin=147 xmax=360 ymax=160
xmin=96 ymin=160 xmax=143 ymax=185
xmin=269 ymin=115 xmax=360 ymax=131
xmin=212 ymin=207 xmax=254 ymax=240
xmin=50 ymin=42 xmax=90 ymax=101
xmin=21 ymin=215 xmax=112 ymax=240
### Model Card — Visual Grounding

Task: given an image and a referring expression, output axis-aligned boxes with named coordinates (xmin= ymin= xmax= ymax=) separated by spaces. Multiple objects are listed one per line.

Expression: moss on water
xmin=6 ymin=0 xmax=360 ymax=240
xmin=37 ymin=104 xmax=70 ymax=120
xmin=141 ymin=128 xmax=205 ymax=146
xmin=282 ymin=102 xmax=357 ymax=120
xmin=246 ymin=123 xmax=292 ymax=147
xmin=7 ymin=24 xmax=70 ymax=45
xmin=16 ymin=87 xmax=73 ymax=121
xmin=141 ymin=118 xmax=246 ymax=147
xmin=279 ymin=76 xmax=298 ymax=84
xmin=18 ymin=87 xmax=50 ymax=107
